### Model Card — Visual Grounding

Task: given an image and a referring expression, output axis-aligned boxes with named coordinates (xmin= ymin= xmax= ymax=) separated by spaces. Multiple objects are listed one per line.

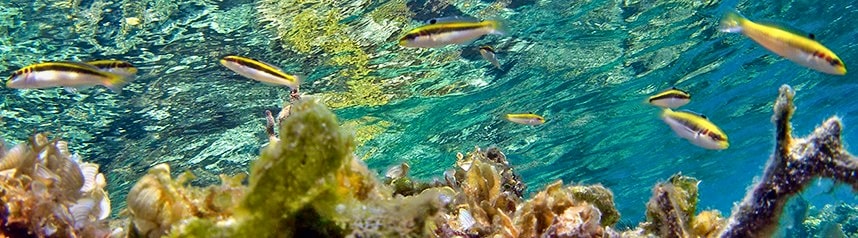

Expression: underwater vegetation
xmin=1 ymin=84 xmax=856 ymax=237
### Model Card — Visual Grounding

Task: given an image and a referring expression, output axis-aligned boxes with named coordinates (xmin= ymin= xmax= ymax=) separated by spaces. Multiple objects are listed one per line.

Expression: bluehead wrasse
xmin=505 ymin=113 xmax=545 ymax=125
xmin=648 ymin=87 xmax=690 ymax=109
xmin=479 ymin=45 xmax=502 ymax=69
xmin=720 ymin=12 xmax=846 ymax=75
xmin=220 ymin=56 xmax=301 ymax=89
xmin=399 ymin=20 xmax=505 ymax=48
xmin=6 ymin=62 xmax=129 ymax=93
xmin=661 ymin=109 xmax=729 ymax=150
xmin=85 ymin=60 xmax=138 ymax=78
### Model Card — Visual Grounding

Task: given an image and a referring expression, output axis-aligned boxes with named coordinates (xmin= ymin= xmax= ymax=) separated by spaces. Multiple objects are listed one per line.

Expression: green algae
xmin=237 ymin=98 xmax=355 ymax=236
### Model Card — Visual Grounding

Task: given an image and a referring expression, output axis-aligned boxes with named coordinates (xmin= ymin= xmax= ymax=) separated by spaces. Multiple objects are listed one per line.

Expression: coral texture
xmin=720 ymin=85 xmax=858 ymax=237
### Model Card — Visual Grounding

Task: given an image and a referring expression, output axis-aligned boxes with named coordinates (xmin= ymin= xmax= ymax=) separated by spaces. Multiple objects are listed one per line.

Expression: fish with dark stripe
xmin=220 ymin=56 xmax=301 ymax=89
xmin=85 ymin=60 xmax=138 ymax=78
xmin=399 ymin=19 xmax=505 ymax=48
xmin=648 ymin=87 xmax=690 ymax=109
xmin=661 ymin=109 xmax=729 ymax=150
xmin=6 ymin=62 xmax=130 ymax=93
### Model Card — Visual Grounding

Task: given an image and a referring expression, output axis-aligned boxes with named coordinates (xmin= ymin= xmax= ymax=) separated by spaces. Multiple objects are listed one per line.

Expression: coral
xmin=642 ymin=173 xmax=724 ymax=238
xmin=720 ymin=85 xmax=858 ymax=237
xmin=0 ymin=133 xmax=112 ymax=237
xmin=236 ymin=97 xmax=355 ymax=237
xmin=125 ymin=164 xmax=247 ymax=238
xmin=514 ymin=181 xmax=617 ymax=238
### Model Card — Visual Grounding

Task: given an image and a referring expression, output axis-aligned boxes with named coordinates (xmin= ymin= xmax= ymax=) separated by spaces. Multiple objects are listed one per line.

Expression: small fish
xmin=6 ymin=62 xmax=129 ymax=93
xmin=479 ymin=45 xmax=502 ymax=69
xmin=399 ymin=20 xmax=505 ymax=48
xmin=661 ymin=109 xmax=729 ymax=150
xmin=648 ymin=87 xmax=690 ymax=109
xmin=505 ymin=113 xmax=545 ymax=125
xmin=220 ymin=56 xmax=301 ymax=89
xmin=720 ymin=12 xmax=846 ymax=75
xmin=85 ymin=60 xmax=138 ymax=78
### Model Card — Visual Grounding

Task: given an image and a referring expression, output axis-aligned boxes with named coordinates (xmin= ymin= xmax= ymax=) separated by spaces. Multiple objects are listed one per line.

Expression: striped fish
xmin=220 ymin=56 xmax=301 ymax=90
xmin=661 ymin=109 xmax=729 ymax=150
xmin=505 ymin=113 xmax=545 ymax=125
xmin=85 ymin=60 xmax=138 ymax=78
xmin=648 ymin=87 xmax=690 ymax=109
xmin=720 ymin=12 xmax=846 ymax=75
xmin=399 ymin=20 xmax=504 ymax=48
xmin=6 ymin=62 xmax=129 ymax=93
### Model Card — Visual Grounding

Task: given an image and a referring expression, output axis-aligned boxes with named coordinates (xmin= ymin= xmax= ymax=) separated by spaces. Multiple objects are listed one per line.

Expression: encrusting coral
xmin=719 ymin=85 xmax=858 ymax=237
xmin=0 ymin=133 xmax=112 ymax=237
xmin=4 ymin=84 xmax=858 ymax=237
xmin=637 ymin=174 xmax=724 ymax=238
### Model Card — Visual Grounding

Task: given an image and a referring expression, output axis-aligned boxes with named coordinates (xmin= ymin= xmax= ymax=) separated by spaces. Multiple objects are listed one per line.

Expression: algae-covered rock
xmin=237 ymin=97 xmax=355 ymax=236
xmin=642 ymin=173 xmax=724 ymax=238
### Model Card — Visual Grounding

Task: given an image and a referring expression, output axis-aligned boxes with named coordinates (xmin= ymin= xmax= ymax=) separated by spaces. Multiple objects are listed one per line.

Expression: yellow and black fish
xmin=661 ymin=109 xmax=729 ymax=150
xmin=85 ymin=60 xmax=138 ymax=78
xmin=399 ymin=20 xmax=504 ymax=48
xmin=6 ymin=62 xmax=129 ymax=93
xmin=648 ymin=87 xmax=690 ymax=109
xmin=720 ymin=12 xmax=846 ymax=75
xmin=220 ymin=56 xmax=301 ymax=89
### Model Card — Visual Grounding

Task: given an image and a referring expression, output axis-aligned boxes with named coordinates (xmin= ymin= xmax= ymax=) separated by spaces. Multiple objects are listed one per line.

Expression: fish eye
xmin=429 ymin=19 xmax=437 ymax=24
xmin=830 ymin=59 xmax=842 ymax=66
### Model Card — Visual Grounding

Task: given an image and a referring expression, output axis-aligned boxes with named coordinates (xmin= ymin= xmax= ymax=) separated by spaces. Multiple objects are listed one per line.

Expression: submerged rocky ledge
xmin=0 ymin=85 xmax=855 ymax=237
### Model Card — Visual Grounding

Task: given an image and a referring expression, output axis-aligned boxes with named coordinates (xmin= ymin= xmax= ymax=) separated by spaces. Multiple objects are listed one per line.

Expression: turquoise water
xmin=1 ymin=0 xmax=857 ymax=229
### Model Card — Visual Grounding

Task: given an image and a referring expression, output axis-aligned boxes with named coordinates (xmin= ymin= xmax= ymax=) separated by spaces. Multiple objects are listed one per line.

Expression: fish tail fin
xmin=102 ymin=73 xmax=130 ymax=94
xmin=720 ymin=12 xmax=746 ymax=33
xmin=485 ymin=19 xmax=507 ymax=35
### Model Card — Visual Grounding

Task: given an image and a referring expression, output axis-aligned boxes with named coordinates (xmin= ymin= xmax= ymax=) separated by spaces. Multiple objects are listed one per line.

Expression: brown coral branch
xmin=720 ymin=85 xmax=858 ymax=237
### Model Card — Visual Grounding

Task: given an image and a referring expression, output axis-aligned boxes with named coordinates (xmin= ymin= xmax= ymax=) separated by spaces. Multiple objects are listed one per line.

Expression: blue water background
xmin=0 ymin=0 xmax=857 ymax=227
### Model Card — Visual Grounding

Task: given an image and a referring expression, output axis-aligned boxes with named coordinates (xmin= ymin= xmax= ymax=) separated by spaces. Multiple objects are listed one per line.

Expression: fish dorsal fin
xmin=426 ymin=16 xmax=480 ymax=24
xmin=680 ymin=109 xmax=706 ymax=119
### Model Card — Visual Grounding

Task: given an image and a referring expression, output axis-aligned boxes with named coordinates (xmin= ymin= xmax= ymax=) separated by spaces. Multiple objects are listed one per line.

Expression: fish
xmin=479 ymin=45 xmax=502 ymax=69
xmin=220 ymin=55 xmax=301 ymax=89
xmin=5 ymin=62 xmax=129 ymax=93
xmin=425 ymin=16 xmax=480 ymax=25
xmin=85 ymin=60 xmax=138 ymax=78
xmin=661 ymin=109 xmax=729 ymax=150
xmin=399 ymin=20 xmax=505 ymax=48
xmin=505 ymin=113 xmax=545 ymax=125
xmin=720 ymin=12 xmax=846 ymax=75
xmin=648 ymin=87 xmax=690 ymax=109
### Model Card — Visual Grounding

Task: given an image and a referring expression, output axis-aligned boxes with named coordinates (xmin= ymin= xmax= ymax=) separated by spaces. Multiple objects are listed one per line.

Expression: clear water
xmin=1 ymin=0 xmax=857 ymax=228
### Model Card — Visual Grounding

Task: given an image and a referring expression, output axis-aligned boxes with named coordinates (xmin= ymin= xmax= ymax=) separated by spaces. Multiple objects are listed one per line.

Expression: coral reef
xmin=720 ymin=85 xmax=858 ymax=237
xmin=638 ymin=174 xmax=724 ymax=238
xmin=4 ymin=84 xmax=858 ymax=237
xmin=0 ymin=133 xmax=112 ymax=237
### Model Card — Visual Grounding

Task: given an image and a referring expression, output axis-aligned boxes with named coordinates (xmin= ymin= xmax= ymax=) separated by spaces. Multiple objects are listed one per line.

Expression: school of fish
xmin=2 ymin=10 xmax=848 ymax=152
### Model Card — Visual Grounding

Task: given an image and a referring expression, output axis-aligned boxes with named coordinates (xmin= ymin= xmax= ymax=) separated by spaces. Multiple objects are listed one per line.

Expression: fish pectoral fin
xmin=64 ymin=86 xmax=94 ymax=94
